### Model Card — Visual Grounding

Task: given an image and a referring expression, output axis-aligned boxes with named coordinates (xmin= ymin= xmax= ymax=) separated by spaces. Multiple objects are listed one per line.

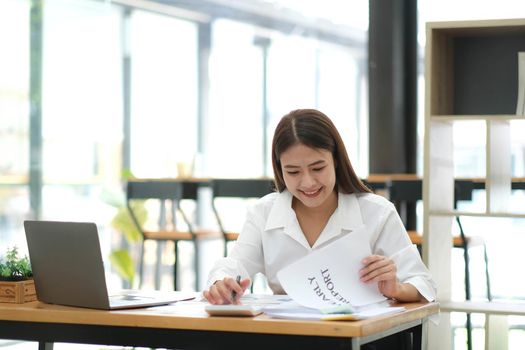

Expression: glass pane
xmin=0 ymin=0 xmax=30 ymax=252
xmin=208 ymin=19 xmax=263 ymax=178
xmin=0 ymin=186 xmax=30 ymax=254
xmin=130 ymin=10 xmax=198 ymax=178
xmin=317 ymin=45 xmax=365 ymax=176
xmin=268 ymin=34 xmax=317 ymax=113
xmin=42 ymin=0 xmax=123 ymax=187
xmin=0 ymin=0 xmax=29 ymax=183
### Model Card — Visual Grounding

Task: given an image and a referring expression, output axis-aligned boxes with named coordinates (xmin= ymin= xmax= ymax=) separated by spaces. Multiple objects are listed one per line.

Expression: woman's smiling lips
xmin=300 ymin=187 xmax=323 ymax=197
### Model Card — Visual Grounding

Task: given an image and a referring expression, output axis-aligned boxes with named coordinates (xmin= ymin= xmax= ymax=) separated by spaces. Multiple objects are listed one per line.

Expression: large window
xmin=0 ymin=0 xmax=368 ymax=292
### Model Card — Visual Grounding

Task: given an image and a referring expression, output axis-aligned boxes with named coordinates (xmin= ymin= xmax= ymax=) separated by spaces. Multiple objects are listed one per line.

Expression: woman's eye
xmin=286 ymin=171 xmax=299 ymax=175
xmin=312 ymin=167 xmax=325 ymax=172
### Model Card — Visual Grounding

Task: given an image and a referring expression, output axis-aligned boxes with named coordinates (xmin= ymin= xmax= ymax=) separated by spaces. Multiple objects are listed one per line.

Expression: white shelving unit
xmin=423 ymin=19 xmax=525 ymax=350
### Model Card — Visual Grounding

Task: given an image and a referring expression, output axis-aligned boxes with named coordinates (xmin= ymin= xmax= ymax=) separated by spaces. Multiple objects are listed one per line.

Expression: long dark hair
xmin=271 ymin=109 xmax=371 ymax=194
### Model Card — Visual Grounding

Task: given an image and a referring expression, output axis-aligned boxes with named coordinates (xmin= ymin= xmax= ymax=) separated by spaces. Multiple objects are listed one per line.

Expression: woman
xmin=204 ymin=109 xmax=436 ymax=305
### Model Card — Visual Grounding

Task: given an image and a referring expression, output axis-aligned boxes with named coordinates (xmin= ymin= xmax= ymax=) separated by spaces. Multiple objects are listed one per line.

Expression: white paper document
xmin=262 ymin=302 xmax=405 ymax=321
xmin=277 ymin=230 xmax=387 ymax=310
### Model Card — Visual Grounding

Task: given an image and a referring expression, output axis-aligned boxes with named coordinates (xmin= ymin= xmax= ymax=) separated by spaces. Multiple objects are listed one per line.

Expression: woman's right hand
xmin=203 ymin=276 xmax=251 ymax=305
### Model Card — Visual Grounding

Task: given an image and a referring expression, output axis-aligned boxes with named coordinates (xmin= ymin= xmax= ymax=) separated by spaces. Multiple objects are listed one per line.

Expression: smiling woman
xmin=203 ymin=109 xmax=436 ymax=309
xmin=280 ymin=144 xmax=338 ymax=246
xmin=281 ymin=146 xmax=336 ymax=203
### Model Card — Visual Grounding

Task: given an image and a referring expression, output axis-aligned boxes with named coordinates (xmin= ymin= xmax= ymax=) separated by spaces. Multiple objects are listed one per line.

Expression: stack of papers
xmin=262 ymin=300 xmax=405 ymax=321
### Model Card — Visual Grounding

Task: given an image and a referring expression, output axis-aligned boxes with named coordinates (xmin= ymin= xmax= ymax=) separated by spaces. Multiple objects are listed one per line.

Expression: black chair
xmin=126 ymin=180 xmax=218 ymax=291
xmin=211 ymin=178 xmax=275 ymax=257
xmin=361 ymin=179 xmax=386 ymax=193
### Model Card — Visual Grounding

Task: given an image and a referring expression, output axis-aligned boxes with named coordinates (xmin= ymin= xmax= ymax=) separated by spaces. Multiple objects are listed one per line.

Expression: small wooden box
xmin=0 ymin=279 xmax=37 ymax=303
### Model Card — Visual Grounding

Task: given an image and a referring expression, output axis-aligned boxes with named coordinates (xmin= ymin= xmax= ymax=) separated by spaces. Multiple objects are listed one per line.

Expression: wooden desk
xmin=0 ymin=301 xmax=438 ymax=350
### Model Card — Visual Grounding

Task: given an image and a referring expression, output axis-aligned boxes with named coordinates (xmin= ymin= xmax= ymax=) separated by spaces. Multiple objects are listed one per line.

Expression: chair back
xmin=454 ymin=180 xmax=474 ymax=203
xmin=387 ymin=180 xmax=422 ymax=203
xmin=126 ymin=180 xmax=197 ymax=238
xmin=212 ymin=178 xmax=275 ymax=199
xmin=127 ymin=180 xmax=183 ymax=200
xmin=211 ymin=178 xmax=274 ymax=255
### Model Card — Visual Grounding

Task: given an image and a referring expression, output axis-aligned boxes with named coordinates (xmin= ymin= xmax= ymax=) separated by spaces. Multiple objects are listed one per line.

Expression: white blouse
xmin=207 ymin=190 xmax=436 ymax=301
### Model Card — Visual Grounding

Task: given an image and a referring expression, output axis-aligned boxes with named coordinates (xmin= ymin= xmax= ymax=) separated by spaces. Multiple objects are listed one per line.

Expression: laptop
xmin=24 ymin=220 xmax=195 ymax=310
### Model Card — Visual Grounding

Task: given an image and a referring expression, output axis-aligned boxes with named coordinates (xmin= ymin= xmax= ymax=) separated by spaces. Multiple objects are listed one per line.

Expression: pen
xmin=231 ymin=275 xmax=241 ymax=303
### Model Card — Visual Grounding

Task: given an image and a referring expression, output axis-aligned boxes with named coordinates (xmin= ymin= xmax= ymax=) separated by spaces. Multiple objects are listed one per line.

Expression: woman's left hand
xmin=360 ymin=255 xmax=400 ymax=299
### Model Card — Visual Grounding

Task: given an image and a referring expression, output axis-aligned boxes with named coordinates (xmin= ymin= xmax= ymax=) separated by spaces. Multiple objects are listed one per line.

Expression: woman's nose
xmin=300 ymin=172 xmax=316 ymax=187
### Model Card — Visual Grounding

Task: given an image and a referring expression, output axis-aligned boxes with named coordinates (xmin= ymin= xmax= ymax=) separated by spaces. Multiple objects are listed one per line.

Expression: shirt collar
xmin=337 ymin=192 xmax=364 ymax=231
xmin=264 ymin=190 xmax=365 ymax=232
xmin=265 ymin=190 xmax=294 ymax=231
xmin=311 ymin=192 xmax=364 ymax=248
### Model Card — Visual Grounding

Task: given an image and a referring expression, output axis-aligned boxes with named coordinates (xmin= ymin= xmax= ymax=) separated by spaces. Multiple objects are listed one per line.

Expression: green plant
xmin=0 ymin=246 xmax=33 ymax=281
xmin=107 ymin=200 xmax=147 ymax=285
xmin=101 ymin=170 xmax=147 ymax=286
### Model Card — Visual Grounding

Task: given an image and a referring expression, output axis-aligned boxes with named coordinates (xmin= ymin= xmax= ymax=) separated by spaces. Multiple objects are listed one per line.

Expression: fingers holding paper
xmin=203 ymin=277 xmax=251 ymax=305
xmin=360 ymin=255 xmax=400 ymax=299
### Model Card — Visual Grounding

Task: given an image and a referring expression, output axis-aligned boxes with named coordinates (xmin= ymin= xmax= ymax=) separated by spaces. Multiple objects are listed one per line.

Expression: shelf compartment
xmin=428 ymin=19 xmax=525 ymax=116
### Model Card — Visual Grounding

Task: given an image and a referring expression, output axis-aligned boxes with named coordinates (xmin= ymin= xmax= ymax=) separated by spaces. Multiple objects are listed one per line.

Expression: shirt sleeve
xmin=205 ymin=204 xmax=266 ymax=289
xmin=372 ymin=203 xmax=437 ymax=301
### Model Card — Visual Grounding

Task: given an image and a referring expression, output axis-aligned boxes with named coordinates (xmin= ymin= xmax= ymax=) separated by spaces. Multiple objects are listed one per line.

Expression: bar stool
xmin=126 ymin=180 xmax=219 ymax=291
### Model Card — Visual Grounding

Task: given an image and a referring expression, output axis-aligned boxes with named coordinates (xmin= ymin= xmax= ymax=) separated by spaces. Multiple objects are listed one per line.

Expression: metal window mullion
xmin=29 ymin=0 xmax=44 ymax=220
xmin=122 ymin=7 xmax=132 ymax=172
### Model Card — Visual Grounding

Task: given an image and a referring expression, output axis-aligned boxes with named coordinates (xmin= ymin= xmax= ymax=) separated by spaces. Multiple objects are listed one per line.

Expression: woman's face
xmin=280 ymin=143 xmax=336 ymax=209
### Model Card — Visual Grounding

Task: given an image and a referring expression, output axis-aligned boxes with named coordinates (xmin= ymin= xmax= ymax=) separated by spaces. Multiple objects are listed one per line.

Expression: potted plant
xmin=0 ymin=246 xmax=37 ymax=303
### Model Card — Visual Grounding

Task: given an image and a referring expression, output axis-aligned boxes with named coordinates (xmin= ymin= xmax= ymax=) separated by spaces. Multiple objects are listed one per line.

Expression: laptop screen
xmin=24 ymin=220 xmax=111 ymax=309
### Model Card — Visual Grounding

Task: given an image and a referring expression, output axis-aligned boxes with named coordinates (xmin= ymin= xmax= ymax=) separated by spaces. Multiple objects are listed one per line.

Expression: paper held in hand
xmin=271 ymin=229 xmax=405 ymax=320
xmin=277 ymin=228 xmax=387 ymax=310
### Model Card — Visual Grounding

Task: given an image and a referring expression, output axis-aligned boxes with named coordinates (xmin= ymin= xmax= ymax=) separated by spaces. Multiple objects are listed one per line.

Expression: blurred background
xmin=1 ymin=0 xmax=525 ymax=349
